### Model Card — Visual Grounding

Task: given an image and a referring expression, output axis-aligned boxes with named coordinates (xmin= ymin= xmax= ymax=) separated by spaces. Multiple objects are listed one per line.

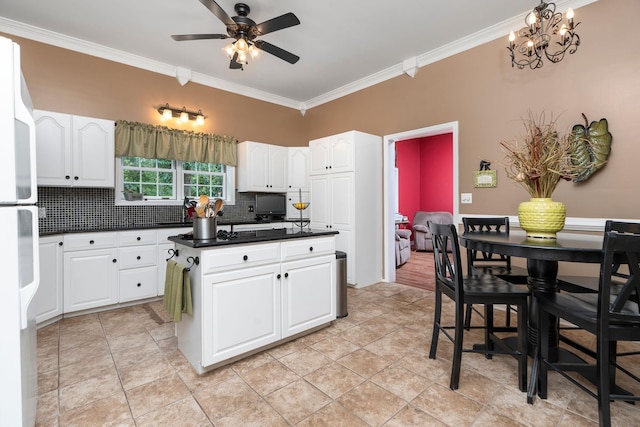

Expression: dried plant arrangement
xmin=500 ymin=112 xmax=593 ymax=198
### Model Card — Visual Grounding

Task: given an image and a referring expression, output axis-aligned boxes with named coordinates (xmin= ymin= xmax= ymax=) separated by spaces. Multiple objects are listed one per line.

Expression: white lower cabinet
xmin=202 ymin=264 xmax=281 ymax=366
xmin=176 ymin=235 xmax=336 ymax=373
xmin=34 ymin=235 xmax=63 ymax=325
xmin=64 ymin=246 xmax=118 ymax=313
xmin=281 ymin=255 xmax=335 ymax=338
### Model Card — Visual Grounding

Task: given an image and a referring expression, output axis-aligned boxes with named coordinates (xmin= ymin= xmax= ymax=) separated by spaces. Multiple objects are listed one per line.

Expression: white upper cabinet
xmin=34 ymin=110 xmax=115 ymax=187
xmin=287 ymin=146 xmax=309 ymax=191
xmin=237 ymin=141 xmax=288 ymax=193
xmin=309 ymin=132 xmax=355 ymax=175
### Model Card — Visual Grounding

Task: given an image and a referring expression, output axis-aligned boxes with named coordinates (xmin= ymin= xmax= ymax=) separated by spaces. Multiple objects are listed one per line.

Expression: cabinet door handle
xmin=58 ymin=242 xmax=63 ymax=246
xmin=89 ymin=240 xmax=95 ymax=244
xmin=112 ymin=259 xmax=117 ymax=263
xmin=74 ymin=176 xmax=79 ymax=180
xmin=137 ymin=236 xmax=141 ymax=241
xmin=309 ymin=246 xmax=313 ymax=252
xmin=243 ymin=255 xmax=248 ymax=261
xmin=277 ymin=274 xmax=281 ymax=279
xmin=329 ymin=165 xmax=332 ymax=169
xmin=137 ymin=256 xmax=141 ymax=260
xmin=284 ymin=272 xmax=289 ymax=278
xmin=65 ymin=175 xmax=70 ymax=180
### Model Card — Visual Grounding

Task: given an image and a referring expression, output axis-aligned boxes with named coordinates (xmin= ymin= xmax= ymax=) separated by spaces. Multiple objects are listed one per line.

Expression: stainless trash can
xmin=335 ymin=251 xmax=348 ymax=318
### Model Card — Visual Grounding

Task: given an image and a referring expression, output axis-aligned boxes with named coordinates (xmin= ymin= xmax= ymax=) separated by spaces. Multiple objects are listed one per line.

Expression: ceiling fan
xmin=171 ymin=0 xmax=300 ymax=70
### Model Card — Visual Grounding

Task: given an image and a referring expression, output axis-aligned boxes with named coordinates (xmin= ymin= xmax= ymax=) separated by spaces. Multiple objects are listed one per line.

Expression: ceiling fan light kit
xmin=171 ymin=0 xmax=300 ymax=70
xmin=158 ymin=104 xmax=205 ymax=125
xmin=508 ymin=1 xmax=580 ymax=69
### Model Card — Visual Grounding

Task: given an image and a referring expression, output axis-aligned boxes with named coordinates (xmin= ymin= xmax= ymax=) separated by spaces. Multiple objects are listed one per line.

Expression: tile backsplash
xmin=37 ymin=187 xmax=259 ymax=233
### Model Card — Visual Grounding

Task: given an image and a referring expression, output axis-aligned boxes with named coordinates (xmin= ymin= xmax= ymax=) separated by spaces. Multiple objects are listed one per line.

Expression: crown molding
xmin=0 ymin=0 xmax=598 ymax=112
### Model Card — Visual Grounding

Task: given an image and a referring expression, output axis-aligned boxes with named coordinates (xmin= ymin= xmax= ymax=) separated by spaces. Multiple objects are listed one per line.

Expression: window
xmin=116 ymin=157 xmax=235 ymax=206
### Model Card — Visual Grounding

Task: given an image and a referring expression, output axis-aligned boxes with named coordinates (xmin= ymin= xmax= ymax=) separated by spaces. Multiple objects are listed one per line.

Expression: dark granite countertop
xmin=39 ymin=218 xmax=306 ymax=236
xmin=169 ymin=228 xmax=338 ymax=248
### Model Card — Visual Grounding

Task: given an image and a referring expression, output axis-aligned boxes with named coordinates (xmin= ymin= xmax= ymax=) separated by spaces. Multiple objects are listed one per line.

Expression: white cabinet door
xmin=309 ymin=175 xmax=330 ymax=229
xmin=309 ymin=132 xmax=354 ymax=175
xmin=34 ymin=235 xmax=63 ymax=324
xmin=34 ymin=111 xmax=72 ymax=186
xmin=64 ymin=248 xmax=118 ymax=312
xmin=287 ymin=147 xmax=309 ymax=191
xmin=281 ymin=255 xmax=335 ymax=338
xmin=72 ymin=115 xmax=115 ymax=188
xmin=202 ymin=264 xmax=281 ymax=366
xmin=237 ymin=141 xmax=288 ymax=192
xmin=34 ymin=110 xmax=114 ymax=187
xmin=268 ymin=145 xmax=288 ymax=192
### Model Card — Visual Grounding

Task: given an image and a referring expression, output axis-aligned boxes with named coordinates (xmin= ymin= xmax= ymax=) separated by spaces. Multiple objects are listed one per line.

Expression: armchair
xmin=395 ymin=229 xmax=412 ymax=267
xmin=412 ymin=211 xmax=454 ymax=251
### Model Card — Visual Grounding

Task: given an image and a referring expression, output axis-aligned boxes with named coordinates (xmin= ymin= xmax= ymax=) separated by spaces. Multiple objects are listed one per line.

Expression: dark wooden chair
xmin=428 ymin=221 xmax=529 ymax=391
xmin=536 ymin=223 xmax=640 ymax=426
xmin=462 ymin=217 xmax=528 ymax=330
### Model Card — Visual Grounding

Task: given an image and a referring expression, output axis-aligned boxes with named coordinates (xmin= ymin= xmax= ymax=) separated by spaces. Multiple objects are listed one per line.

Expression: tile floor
xmin=36 ymin=282 xmax=640 ymax=426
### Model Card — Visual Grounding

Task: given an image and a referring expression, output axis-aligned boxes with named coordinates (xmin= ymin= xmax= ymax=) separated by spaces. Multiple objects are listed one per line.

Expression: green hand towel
xmin=163 ymin=260 xmax=193 ymax=322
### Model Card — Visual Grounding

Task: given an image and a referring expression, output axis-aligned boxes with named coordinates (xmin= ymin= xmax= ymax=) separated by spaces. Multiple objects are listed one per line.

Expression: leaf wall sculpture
xmin=570 ymin=114 xmax=612 ymax=182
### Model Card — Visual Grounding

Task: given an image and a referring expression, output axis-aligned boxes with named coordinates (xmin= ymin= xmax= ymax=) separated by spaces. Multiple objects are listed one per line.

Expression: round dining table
xmin=459 ymin=229 xmax=605 ymax=402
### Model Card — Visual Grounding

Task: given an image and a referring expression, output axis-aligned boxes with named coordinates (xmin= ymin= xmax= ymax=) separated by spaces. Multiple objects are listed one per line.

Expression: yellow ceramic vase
xmin=518 ymin=198 xmax=566 ymax=239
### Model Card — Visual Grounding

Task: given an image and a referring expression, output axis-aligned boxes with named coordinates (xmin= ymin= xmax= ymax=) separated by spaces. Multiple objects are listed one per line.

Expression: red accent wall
xmin=396 ymin=133 xmax=453 ymax=229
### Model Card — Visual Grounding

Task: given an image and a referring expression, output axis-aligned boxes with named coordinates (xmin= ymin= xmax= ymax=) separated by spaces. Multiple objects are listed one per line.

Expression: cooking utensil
xmin=212 ymin=198 xmax=224 ymax=218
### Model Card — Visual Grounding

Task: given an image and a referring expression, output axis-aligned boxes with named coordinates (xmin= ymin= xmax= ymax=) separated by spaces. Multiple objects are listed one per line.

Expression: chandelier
xmin=508 ymin=1 xmax=580 ymax=69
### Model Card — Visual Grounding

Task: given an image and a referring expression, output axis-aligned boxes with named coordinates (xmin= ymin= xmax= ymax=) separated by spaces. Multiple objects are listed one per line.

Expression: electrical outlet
xmin=461 ymin=193 xmax=472 ymax=204
xmin=38 ymin=207 xmax=47 ymax=218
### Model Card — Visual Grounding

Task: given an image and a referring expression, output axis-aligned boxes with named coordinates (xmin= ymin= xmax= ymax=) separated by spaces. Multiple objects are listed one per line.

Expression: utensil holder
xmin=193 ymin=217 xmax=217 ymax=240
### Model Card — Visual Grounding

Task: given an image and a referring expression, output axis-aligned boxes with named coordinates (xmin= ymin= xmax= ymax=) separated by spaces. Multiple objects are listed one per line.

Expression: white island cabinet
xmin=174 ymin=235 xmax=336 ymax=373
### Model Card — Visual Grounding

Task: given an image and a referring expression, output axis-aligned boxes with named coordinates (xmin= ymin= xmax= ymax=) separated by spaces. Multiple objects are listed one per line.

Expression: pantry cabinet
xmin=33 ymin=235 xmax=63 ymax=325
xmin=236 ymin=141 xmax=288 ymax=192
xmin=34 ymin=110 xmax=115 ymax=188
xmin=308 ymin=131 xmax=382 ymax=287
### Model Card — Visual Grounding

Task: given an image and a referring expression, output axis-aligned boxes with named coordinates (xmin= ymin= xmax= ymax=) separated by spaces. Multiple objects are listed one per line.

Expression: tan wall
xmin=5 ymin=0 xmax=639 ymax=220
xmin=5 ymin=34 xmax=307 ymax=147
xmin=304 ymin=0 xmax=640 ymax=220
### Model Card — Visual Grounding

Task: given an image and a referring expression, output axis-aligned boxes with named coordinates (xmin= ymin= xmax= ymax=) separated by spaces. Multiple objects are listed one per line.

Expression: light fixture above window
xmin=508 ymin=1 xmax=580 ymax=69
xmin=157 ymin=104 xmax=205 ymax=125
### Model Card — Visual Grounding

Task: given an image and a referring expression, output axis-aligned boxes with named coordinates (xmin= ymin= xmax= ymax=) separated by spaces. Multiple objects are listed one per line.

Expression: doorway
xmin=383 ymin=122 xmax=459 ymax=283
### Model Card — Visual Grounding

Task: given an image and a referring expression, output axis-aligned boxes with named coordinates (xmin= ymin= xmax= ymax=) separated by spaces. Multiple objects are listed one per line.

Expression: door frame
xmin=383 ymin=122 xmax=459 ymax=283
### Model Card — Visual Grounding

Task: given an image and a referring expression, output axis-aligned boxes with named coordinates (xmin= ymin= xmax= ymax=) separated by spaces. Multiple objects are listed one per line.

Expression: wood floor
xmin=394 ymin=249 xmax=436 ymax=291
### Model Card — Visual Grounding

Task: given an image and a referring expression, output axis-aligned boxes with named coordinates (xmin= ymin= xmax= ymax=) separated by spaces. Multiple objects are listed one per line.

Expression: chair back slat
xmin=600 ymin=232 xmax=640 ymax=326
xmin=429 ymin=222 xmax=464 ymax=299
xmin=463 ymin=217 xmax=512 ymax=274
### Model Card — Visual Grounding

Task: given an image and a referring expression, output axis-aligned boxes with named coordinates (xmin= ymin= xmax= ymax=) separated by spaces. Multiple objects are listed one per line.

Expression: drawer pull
xmin=90 ymin=240 xmax=95 ymax=244
xmin=309 ymin=246 xmax=313 ymax=252
xmin=112 ymin=259 xmax=117 ymax=263
xmin=137 ymin=256 xmax=141 ymax=260
xmin=137 ymin=236 xmax=141 ymax=241
xmin=58 ymin=242 xmax=63 ymax=246
xmin=243 ymin=255 xmax=248 ymax=261
xmin=137 ymin=283 xmax=141 ymax=287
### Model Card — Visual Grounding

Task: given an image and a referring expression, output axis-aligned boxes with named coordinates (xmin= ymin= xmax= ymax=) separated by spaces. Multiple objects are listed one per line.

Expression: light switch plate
xmin=461 ymin=193 xmax=472 ymax=204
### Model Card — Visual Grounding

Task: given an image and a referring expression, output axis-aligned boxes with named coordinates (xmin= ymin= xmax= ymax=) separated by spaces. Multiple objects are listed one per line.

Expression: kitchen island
xmin=168 ymin=229 xmax=339 ymax=374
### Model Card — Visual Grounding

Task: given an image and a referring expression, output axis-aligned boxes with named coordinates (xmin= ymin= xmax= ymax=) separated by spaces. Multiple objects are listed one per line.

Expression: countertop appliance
xmin=0 ymin=35 xmax=39 ymax=427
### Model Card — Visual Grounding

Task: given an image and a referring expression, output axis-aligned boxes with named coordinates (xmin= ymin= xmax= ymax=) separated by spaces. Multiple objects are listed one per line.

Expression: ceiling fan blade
xmin=198 ymin=0 xmax=235 ymax=27
xmin=253 ymin=40 xmax=300 ymax=64
xmin=255 ymin=12 xmax=300 ymax=36
xmin=229 ymin=52 xmax=243 ymax=70
xmin=171 ymin=34 xmax=229 ymax=41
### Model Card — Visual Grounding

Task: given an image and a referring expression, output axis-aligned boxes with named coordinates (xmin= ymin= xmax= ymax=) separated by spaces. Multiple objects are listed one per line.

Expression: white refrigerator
xmin=0 ymin=35 xmax=40 ymax=427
